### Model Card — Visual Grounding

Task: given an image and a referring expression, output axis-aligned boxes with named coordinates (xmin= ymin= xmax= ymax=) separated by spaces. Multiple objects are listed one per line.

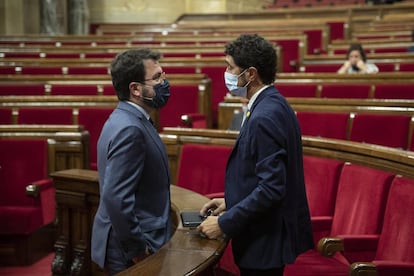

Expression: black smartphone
xmin=180 ymin=211 xmax=206 ymax=228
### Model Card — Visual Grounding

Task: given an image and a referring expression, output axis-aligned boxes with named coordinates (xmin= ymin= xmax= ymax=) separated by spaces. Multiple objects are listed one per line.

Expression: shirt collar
xmin=125 ymin=100 xmax=151 ymax=120
xmin=247 ymin=84 xmax=273 ymax=111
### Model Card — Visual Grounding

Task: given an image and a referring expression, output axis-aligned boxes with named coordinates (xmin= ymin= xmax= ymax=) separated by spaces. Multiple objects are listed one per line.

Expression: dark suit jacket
xmin=91 ymin=101 xmax=172 ymax=268
xmin=218 ymin=85 xmax=314 ymax=269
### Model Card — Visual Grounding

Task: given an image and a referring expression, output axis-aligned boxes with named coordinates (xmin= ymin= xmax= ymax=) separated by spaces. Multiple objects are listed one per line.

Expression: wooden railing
xmin=50 ymin=169 xmax=227 ymax=276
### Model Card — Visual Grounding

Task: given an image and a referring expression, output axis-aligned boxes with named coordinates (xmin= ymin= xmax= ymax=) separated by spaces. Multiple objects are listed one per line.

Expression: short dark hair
xmin=346 ymin=43 xmax=367 ymax=62
xmin=110 ymin=48 xmax=161 ymax=101
xmin=225 ymin=34 xmax=277 ymax=84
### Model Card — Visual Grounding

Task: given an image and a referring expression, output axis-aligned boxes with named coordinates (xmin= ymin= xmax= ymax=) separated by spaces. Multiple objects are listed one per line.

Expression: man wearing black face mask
xmin=91 ymin=48 xmax=172 ymax=275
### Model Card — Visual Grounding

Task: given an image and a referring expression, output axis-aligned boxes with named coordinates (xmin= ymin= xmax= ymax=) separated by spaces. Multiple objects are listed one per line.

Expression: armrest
xmin=26 ymin=178 xmax=54 ymax=197
xmin=318 ymin=235 xmax=380 ymax=259
xmin=181 ymin=113 xmax=207 ymax=128
xmin=349 ymin=262 xmax=377 ymax=276
xmin=26 ymin=178 xmax=56 ymax=225
xmin=317 ymin=237 xmax=344 ymax=257
xmin=351 ymin=261 xmax=414 ymax=276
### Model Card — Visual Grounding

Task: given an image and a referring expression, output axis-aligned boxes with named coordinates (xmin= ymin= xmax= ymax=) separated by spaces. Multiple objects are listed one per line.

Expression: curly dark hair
xmin=110 ymin=48 xmax=161 ymax=101
xmin=224 ymin=34 xmax=277 ymax=84
xmin=346 ymin=43 xmax=367 ymax=62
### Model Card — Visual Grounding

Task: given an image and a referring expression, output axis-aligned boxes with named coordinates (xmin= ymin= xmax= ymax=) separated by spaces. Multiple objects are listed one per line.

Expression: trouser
xmin=104 ymin=229 xmax=134 ymax=276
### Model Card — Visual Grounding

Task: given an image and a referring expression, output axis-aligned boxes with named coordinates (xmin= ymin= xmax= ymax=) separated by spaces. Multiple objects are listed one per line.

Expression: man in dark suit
xmin=198 ymin=34 xmax=314 ymax=276
xmin=91 ymin=49 xmax=172 ymax=275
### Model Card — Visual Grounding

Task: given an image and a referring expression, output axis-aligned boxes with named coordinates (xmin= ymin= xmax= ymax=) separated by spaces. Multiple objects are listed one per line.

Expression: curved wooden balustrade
xmin=50 ymin=169 xmax=227 ymax=276
xmin=160 ymin=127 xmax=414 ymax=184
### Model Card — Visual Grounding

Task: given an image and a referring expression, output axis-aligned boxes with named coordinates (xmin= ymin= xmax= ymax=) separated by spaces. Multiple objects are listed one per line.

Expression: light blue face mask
xmin=224 ymin=69 xmax=250 ymax=98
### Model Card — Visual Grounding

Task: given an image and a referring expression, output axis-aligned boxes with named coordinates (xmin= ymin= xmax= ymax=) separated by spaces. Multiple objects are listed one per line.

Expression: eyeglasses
xmin=144 ymin=72 xmax=165 ymax=83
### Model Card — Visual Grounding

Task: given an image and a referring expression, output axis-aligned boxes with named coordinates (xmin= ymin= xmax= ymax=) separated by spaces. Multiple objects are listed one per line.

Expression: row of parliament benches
xmin=160 ymin=127 xmax=414 ymax=276
xmin=1 ymin=90 xmax=414 ymax=160
xmin=2 ymin=125 xmax=413 ymax=275
xmin=2 ymin=72 xmax=414 ymax=131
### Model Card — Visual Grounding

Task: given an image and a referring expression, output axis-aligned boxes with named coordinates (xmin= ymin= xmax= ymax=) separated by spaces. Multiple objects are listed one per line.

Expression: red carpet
xmin=0 ymin=252 xmax=54 ymax=276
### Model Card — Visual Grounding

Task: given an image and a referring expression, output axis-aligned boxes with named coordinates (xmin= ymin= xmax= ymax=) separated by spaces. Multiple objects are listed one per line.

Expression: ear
xmin=129 ymin=82 xmax=141 ymax=97
xmin=247 ymin=67 xmax=258 ymax=81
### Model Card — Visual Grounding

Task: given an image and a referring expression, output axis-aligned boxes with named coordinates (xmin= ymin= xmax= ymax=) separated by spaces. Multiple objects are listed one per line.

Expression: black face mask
xmin=351 ymin=64 xmax=360 ymax=71
xmin=142 ymin=79 xmax=171 ymax=109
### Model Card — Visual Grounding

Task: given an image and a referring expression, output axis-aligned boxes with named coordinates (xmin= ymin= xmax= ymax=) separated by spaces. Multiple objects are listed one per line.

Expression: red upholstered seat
xmin=67 ymin=66 xmax=109 ymax=75
xmin=50 ymin=84 xmax=100 ymax=95
xmin=0 ymin=108 xmax=13 ymax=124
xmin=327 ymin=21 xmax=345 ymax=41
xmin=320 ymin=84 xmax=372 ymax=99
xmin=159 ymin=84 xmax=201 ymax=130
xmin=304 ymin=29 xmax=323 ymax=55
xmin=201 ymin=66 xmax=227 ymax=128
xmin=399 ymin=63 xmax=414 ymax=72
xmin=17 ymin=107 xmax=73 ymax=125
xmin=176 ymin=143 xmax=236 ymax=275
xmin=0 ymin=84 xmax=46 ymax=95
xmin=349 ymin=113 xmax=411 ymax=149
xmin=375 ymin=63 xmax=396 ymax=72
xmin=0 ymin=139 xmax=56 ymax=265
xmin=102 ymin=84 xmax=117 ymax=96
xmin=302 ymin=64 xmax=341 ymax=73
xmin=0 ymin=66 xmax=17 ymax=74
xmin=374 ymin=84 xmax=414 ymax=100
xmin=276 ymin=84 xmax=318 ymax=98
xmin=78 ymin=107 xmax=113 ymax=170
xmin=349 ymin=176 xmax=414 ymax=276
xmin=296 ymin=111 xmax=350 ymax=140
xmin=176 ymin=143 xmax=232 ymax=197
xmin=285 ymin=163 xmax=394 ymax=276
xmin=20 ymin=66 xmax=63 ymax=74
xmin=303 ymin=156 xmax=344 ymax=244
xmin=163 ymin=66 xmax=196 ymax=74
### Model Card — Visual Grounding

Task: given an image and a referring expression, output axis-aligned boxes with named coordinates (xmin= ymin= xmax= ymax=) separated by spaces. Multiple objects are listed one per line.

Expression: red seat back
xmin=159 ymin=84 xmax=200 ymax=130
xmin=375 ymin=176 xmax=414 ymax=263
xmin=0 ymin=84 xmax=46 ymax=96
xmin=296 ymin=111 xmax=350 ymax=140
xmin=0 ymin=139 xmax=48 ymax=206
xmin=374 ymin=84 xmax=414 ymax=100
xmin=50 ymin=84 xmax=99 ymax=95
xmin=276 ymin=84 xmax=318 ymax=98
xmin=0 ymin=108 xmax=13 ymax=124
xmin=201 ymin=66 xmax=226 ymax=128
xmin=349 ymin=113 xmax=411 ymax=149
xmin=176 ymin=144 xmax=232 ymax=196
xmin=17 ymin=107 xmax=73 ymax=125
xmin=78 ymin=107 xmax=113 ymax=169
xmin=320 ymin=84 xmax=371 ymax=99
xmin=303 ymin=156 xmax=344 ymax=217
xmin=330 ymin=163 xmax=394 ymax=236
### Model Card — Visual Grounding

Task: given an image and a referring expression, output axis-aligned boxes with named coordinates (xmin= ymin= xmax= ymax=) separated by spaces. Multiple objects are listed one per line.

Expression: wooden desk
xmin=50 ymin=169 xmax=226 ymax=276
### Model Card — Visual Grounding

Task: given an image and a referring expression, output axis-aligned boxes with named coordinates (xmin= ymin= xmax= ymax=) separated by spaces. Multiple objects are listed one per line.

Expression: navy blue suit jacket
xmin=91 ymin=101 xmax=172 ymax=268
xmin=218 ymin=85 xmax=314 ymax=269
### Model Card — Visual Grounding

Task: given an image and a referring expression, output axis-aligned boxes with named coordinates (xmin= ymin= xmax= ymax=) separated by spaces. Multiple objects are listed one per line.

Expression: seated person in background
xmin=337 ymin=43 xmax=379 ymax=74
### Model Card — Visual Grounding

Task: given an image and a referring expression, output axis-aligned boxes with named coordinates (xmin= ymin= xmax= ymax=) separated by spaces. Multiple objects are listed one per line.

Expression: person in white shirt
xmin=337 ymin=43 xmax=379 ymax=74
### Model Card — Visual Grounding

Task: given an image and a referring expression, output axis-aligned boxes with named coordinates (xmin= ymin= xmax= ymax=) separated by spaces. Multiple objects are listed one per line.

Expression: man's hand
xmin=200 ymin=198 xmax=226 ymax=217
xmin=197 ymin=215 xmax=224 ymax=239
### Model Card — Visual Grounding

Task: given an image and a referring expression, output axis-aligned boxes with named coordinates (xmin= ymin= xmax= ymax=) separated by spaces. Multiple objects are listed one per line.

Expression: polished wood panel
xmin=50 ymin=169 xmax=227 ymax=276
